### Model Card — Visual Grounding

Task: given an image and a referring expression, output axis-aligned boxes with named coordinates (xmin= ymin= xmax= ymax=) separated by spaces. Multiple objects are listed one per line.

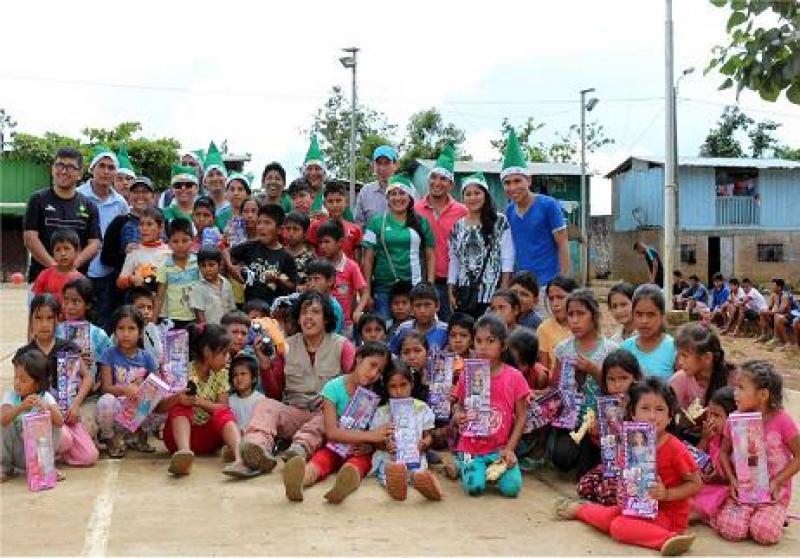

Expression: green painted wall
xmin=0 ymin=159 xmax=50 ymax=215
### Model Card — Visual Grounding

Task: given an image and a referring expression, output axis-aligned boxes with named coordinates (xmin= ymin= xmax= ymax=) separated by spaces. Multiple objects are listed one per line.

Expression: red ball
xmin=11 ymin=272 xmax=24 ymax=284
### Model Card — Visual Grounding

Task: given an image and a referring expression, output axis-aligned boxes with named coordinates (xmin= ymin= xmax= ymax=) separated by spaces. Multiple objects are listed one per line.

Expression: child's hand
xmin=125 ymin=242 xmax=140 ymax=253
xmin=353 ymin=443 xmax=372 ymax=456
xmin=575 ymin=354 xmax=599 ymax=377
xmin=177 ymin=393 xmax=196 ymax=407
xmin=66 ymin=403 xmax=81 ymax=425
xmin=123 ymin=384 xmax=139 ymax=400
xmin=729 ymin=478 xmax=739 ymax=499
xmin=371 ymin=424 xmax=393 ymax=444
xmin=499 ymin=447 xmax=517 ymax=467
xmin=80 ymin=350 xmax=93 ymax=368
xmin=648 ymin=481 xmax=668 ymax=501
xmin=22 ymin=394 xmax=40 ymax=410
xmin=453 ymin=408 xmax=468 ymax=430
xmin=386 ymin=439 xmax=397 ymax=456
xmin=769 ymin=478 xmax=783 ymax=501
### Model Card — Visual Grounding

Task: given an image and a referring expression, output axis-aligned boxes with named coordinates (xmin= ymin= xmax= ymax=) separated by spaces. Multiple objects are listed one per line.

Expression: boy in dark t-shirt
xmin=230 ymin=204 xmax=297 ymax=306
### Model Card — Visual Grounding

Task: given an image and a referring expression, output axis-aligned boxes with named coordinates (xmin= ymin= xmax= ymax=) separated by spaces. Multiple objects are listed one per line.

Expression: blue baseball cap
xmin=372 ymin=145 xmax=398 ymax=162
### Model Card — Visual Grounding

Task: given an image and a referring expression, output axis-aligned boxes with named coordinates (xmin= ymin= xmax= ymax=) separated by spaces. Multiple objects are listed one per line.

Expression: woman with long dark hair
xmin=447 ymin=173 xmax=514 ymax=318
xmin=362 ymin=174 xmax=435 ymax=320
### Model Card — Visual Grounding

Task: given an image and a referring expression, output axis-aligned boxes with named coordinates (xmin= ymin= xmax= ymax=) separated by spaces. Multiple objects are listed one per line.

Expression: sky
xmin=3 ymin=0 xmax=799 ymax=215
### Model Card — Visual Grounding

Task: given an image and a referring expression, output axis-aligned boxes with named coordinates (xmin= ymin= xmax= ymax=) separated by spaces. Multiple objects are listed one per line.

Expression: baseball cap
xmin=372 ymin=145 xmax=398 ymax=162
xmin=130 ymin=176 xmax=155 ymax=191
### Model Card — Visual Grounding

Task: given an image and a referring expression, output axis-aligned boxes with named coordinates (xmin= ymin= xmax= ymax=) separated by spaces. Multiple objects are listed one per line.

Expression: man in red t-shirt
xmin=307 ymin=182 xmax=363 ymax=262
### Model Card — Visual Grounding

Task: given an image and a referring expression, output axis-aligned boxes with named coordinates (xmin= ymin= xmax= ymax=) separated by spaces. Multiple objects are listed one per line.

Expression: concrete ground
xmin=1 ymin=284 xmax=799 ymax=556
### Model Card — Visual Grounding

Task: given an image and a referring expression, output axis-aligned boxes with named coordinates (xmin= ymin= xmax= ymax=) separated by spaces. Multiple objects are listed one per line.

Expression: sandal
xmin=134 ymin=432 xmax=156 ymax=453
xmin=56 ymin=470 xmax=66 ymax=482
xmin=107 ymin=435 xmax=126 ymax=459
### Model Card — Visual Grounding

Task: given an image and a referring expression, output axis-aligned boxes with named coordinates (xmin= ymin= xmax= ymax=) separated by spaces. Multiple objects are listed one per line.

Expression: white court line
xmin=81 ymin=459 xmax=120 ymax=556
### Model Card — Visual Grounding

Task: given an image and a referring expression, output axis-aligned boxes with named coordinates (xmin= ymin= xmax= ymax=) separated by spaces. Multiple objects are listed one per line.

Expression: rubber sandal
xmin=168 ymin=450 xmax=194 ymax=476
xmin=386 ymin=462 xmax=408 ymax=501
xmin=283 ymin=455 xmax=306 ymax=502
xmin=240 ymin=441 xmax=277 ymax=473
xmin=324 ymin=464 xmax=361 ymax=504
xmin=412 ymin=470 xmax=443 ymax=501
xmin=661 ymin=534 xmax=695 ymax=556
xmin=222 ymin=461 xmax=260 ymax=479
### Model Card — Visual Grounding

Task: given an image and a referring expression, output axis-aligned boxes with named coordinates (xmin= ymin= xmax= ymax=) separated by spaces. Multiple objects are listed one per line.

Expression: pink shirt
xmin=723 ymin=409 xmax=799 ymax=505
xmin=332 ymin=255 xmax=367 ymax=326
xmin=415 ymin=195 xmax=467 ymax=279
xmin=454 ymin=363 xmax=530 ymax=455
xmin=668 ymin=371 xmax=708 ymax=410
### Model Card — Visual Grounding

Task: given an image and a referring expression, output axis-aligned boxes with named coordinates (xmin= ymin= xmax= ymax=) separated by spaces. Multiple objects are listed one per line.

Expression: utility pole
xmin=579 ymin=88 xmax=597 ymax=287
xmin=664 ymin=0 xmax=677 ymax=309
xmin=340 ymin=47 xmax=359 ymax=209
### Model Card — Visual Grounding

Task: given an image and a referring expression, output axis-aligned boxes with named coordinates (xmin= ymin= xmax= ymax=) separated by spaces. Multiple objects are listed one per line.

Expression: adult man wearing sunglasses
xmin=23 ymin=147 xmax=101 ymax=286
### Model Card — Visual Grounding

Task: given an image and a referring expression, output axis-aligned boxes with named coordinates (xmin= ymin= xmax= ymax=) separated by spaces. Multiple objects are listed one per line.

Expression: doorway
xmin=708 ymin=237 xmax=720 ymax=283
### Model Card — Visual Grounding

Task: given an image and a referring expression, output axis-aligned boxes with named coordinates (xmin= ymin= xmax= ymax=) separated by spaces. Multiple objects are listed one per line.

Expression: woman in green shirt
xmin=362 ymin=174 xmax=435 ymax=320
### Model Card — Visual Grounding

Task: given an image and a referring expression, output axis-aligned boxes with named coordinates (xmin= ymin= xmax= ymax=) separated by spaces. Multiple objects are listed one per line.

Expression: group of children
xmin=6 ymin=244 xmax=800 ymax=555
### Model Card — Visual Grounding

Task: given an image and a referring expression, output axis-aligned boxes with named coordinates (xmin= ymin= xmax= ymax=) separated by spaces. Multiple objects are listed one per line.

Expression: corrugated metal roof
xmin=417 ymin=159 xmax=585 ymax=176
xmin=605 ymin=155 xmax=800 ymax=178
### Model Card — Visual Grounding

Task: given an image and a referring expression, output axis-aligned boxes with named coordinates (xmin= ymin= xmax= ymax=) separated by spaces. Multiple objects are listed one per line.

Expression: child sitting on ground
xmin=2 ymin=348 xmax=65 ymax=482
xmin=369 ymin=362 xmax=442 ymax=501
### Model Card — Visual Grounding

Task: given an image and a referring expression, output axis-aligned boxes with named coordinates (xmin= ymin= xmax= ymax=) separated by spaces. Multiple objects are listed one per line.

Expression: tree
xmin=699 ymin=105 xmax=753 ymax=157
xmin=707 ymin=0 xmax=800 ymax=104
xmin=397 ymin=108 xmax=468 ymax=174
xmin=490 ymin=117 xmax=548 ymax=162
xmin=748 ymin=119 xmax=781 ymax=157
xmin=548 ymin=121 xmax=615 ymax=164
xmin=0 ymin=108 xmax=17 ymax=152
xmin=309 ymin=86 xmax=396 ymax=182
xmin=775 ymin=145 xmax=800 ymax=161
xmin=8 ymin=121 xmax=180 ymax=186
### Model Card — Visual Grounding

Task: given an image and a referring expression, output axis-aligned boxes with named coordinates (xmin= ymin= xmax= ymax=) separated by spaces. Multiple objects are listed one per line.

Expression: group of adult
xmin=22 ymin=128 xmax=572 ymax=326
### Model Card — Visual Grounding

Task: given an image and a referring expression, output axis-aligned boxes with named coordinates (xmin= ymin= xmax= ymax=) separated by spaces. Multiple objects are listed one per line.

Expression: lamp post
xmin=664 ymin=0 xmax=677 ymax=309
xmin=670 ymin=66 xmax=695 ymax=285
xmin=339 ymin=47 xmax=359 ymax=209
xmin=580 ymin=88 xmax=598 ymax=287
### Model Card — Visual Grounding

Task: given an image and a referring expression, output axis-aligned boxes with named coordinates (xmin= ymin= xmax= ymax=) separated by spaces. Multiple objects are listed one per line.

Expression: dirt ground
xmin=1 ymin=285 xmax=799 ymax=556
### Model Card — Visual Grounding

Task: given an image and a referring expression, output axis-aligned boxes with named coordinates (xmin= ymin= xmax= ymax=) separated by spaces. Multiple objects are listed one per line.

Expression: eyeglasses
xmin=173 ymin=182 xmax=195 ymax=190
xmin=53 ymin=162 xmax=80 ymax=173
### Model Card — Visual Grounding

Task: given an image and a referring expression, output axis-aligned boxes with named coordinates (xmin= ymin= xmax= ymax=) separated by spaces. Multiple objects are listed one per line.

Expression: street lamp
xmin=580 ymin=87 xmax=598 ymax=287
xmin=339 ymin=47 xmax=359 ymax=209
xmin=669 ymin=66 xmax=695 ymax=281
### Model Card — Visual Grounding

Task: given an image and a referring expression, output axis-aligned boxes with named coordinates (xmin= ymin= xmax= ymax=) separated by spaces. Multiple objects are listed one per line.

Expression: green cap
xmin=386 ymin=173 xmax=416 ymax=198
xmin=500 ymin=128 xmax=529 ymax=180
xmin=203 ymin=141 xmax=227 ymax=178
xmin=461 ymin=172 xmax=489 ymax=192
xmin=429 ymin=142 xmax=456 ymax=182
xmin=225 ymin=172 xmax=252 ymax=194
xmin=303 ymin=134 xmax=326 ymax=171
xmin=116 ymin=144 xmax=136 ymax=178
xmin=171 ymin=164 xmax=199 ymax=185
xmin=89 ymin=144 xmax=118 ymax=171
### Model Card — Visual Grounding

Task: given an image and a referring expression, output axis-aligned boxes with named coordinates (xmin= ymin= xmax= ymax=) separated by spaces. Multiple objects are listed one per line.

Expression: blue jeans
xmin=373 ymin=285 xmax=391 ymax=322
xmin=434 ymin=281 xmax=451 ymax=322
xmin=456 ymin=451 xmax=522 ymax=497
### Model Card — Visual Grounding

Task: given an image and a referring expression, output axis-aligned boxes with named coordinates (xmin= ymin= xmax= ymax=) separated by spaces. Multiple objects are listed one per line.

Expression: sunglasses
xmin=173 ymin=182 xmax=195 ymax=190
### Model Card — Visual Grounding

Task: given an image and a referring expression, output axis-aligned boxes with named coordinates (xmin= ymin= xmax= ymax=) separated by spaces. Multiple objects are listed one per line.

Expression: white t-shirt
xmin=228 ymin=391 xmax=265 ymax=431
xmin=744 ymin=288 xmax=768 ymax=312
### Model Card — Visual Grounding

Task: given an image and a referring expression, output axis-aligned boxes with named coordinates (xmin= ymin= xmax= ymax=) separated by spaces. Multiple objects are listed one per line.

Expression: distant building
xmin=606 ymin=155 xmax=800 ymax=285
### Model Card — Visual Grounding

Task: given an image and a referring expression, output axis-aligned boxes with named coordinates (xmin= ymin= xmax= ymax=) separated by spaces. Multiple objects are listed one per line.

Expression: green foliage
xmin=549 ymin=121 xmax=615 ymax=164
xmin=748 ymin=119 xmax=781 ymax=157
xmin=6 ymin=119 xmax=180 ymax=187
xmin=699 ymin=105 xmax=753 ymax=157
xmin=775 ymin=145 xmax=800 ymax=160
xmin=310 ymin=86 xmax=397 ymax=182
xmin=707 ymin=0 xmax=800 ymax=104
xmin=397 ymin=108 xmax=468 ymax=174
xmin=490 ymin=117 xmax=548 ymax=162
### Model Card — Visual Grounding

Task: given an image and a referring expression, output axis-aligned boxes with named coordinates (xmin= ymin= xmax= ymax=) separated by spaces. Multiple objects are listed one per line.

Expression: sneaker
xmin=661 ymin=534 xmax=695 ymax=556
xmin=222 ymin=461 xmax=261 ymax=479
xmin=240 ymin=441 xmax=278 ymax=473
xmin=412 ymin=470 xmax=443 ymax=501
xmin=386 ymin=462 xmax=408 ymax=501
xmin=282 ymin=443 xmax=307 ymax=463
xmin=168 ymin=450 xmax=194 ymax=476
xmin=283 ymin=455 xmax=306 ymax=502
xmin=324 ymin=464 xmax=361 ymax=504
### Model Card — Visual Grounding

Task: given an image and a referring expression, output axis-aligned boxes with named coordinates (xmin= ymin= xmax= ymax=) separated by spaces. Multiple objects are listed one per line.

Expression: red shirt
xmin=655 ymin=433 xmax=699 ymax=530
xmin=31 ymin=268 xmax=85 ymax=305
xmin=331 ymin=255 xmax=368 ymax=326
xmin=307 ymin=218 xmax=363 ymax=261
xmin=415 ymin=195 xmax=467 ymax=279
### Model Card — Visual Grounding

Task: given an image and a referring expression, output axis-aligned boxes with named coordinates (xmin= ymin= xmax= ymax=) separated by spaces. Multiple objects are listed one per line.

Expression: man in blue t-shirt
xmin=501 ymin=129 xmax=569 ymax=289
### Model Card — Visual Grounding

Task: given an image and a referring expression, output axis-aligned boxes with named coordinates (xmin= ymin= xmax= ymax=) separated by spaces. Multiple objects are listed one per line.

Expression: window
xmin=715 ymin=168 xmax=758 ymax=197
xmin=758 ymin=243 xmax=784 ymax=263
xmin=680 ymin=244 xmax=696 ymax=264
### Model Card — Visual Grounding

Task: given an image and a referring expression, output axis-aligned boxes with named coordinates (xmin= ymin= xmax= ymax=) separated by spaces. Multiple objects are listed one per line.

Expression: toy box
xmin=461 ymin=359 xmax=491 ymax=438
xmin=115 ymin=374 xmax=171 ymax=433
xmin=161 ymin=329 xmax=189 ymax=391
xmin=552 ymin=358 xmax=582 ymax=430
xmin=55 ymin=351 xmax=82 ymax=414
xmin=729 ymin=412 xmax=770 ymax=504
xmin=598 ymin=395 xmax=624 ymax=478
xmin=327 ymin=387 xmax=380 ymax=458
xmin=60 ymin=320 xmax=91 ymax=355
xmin=22 ymin=412 xmax=57 ymax=492
xmin=390 ymin=398 xmax=420 ymax=466
xmin=524 ymin=389 xmax=563 ymax=433
xmin=621 ymin=421 xmax=658 ymax=518
xmin=427 ymin=351 xmax=456 ymax=420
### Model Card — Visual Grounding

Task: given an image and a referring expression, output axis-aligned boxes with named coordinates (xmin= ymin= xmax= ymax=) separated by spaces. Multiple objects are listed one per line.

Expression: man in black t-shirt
xmin=634 ymin=241 xmax=664 ymax=287
xmin=230 ymin=204 xmax=297 ymax=305
xmin=23 ymin=147 xmax=101 ymax=283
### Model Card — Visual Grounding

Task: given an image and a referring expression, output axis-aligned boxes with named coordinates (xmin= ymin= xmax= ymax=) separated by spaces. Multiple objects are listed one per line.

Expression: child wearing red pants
xmin=162 ymin=323 xmax=244 ymax=476
xmin=555 ymin=377 xmax=701 ymax=556
xmin=283 ymin=342 xmax=393 ymax=503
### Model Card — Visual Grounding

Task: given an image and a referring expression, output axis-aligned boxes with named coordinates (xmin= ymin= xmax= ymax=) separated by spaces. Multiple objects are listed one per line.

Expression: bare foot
xmin=553 ymin=497 xmax=582 ymax=520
